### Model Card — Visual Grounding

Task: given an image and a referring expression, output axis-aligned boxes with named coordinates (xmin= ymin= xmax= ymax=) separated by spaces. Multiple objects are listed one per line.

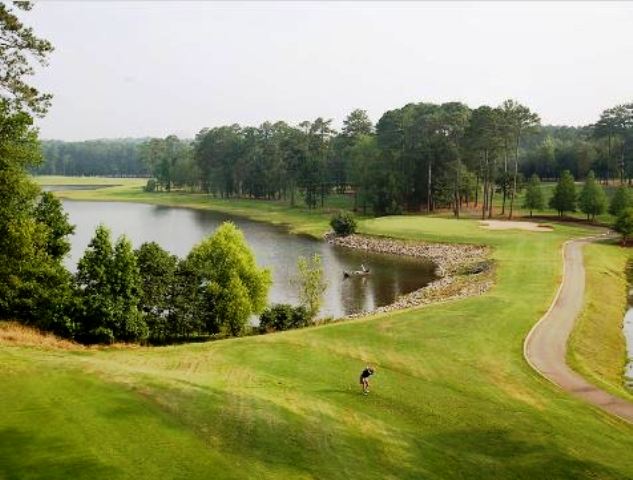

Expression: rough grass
xmin=568 ymin=242 xmax=633 ymax=401
xmin=2 ymin=213 xmax=633 ymax=479
xmin=0 ymin=322 xmax=81 ymax=350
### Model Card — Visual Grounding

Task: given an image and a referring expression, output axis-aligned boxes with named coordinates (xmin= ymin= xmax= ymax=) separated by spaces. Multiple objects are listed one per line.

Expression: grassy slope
xmin=2 ymin=207 xmax=633 ymax=478
xmin=568 ymin=242 xmax=633 ymax=401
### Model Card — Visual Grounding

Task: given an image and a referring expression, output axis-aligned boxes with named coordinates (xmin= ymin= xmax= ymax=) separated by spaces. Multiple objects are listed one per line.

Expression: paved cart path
xmin=524 ymin=237 xmax=633 ymax=424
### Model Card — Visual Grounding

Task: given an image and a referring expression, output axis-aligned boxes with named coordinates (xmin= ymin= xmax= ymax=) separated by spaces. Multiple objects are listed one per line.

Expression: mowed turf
xmin=568 ymin=241 xmax=633 ymax=402
xmin=3 ymin=212 xmax=633 ymax=478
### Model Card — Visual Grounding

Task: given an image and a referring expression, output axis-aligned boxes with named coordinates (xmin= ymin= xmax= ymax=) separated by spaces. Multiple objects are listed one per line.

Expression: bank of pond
xmin=47 ymin=199 xmax=442 ymax=344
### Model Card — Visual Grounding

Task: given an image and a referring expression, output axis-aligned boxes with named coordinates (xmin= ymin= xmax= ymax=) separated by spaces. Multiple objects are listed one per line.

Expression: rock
xmin=324 ymin=232 xmax=493 ymax=320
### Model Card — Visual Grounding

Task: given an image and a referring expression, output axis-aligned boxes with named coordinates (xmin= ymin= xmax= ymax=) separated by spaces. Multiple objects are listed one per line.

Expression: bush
xmin=259 ymin=304 xmax=310 ymax=333
xmin=614 ymin=207 xmax=633 ymax=245
xmin=330 ymin=210 xmax=357 ymax=236
xmin=144 ymin=178 xmax=157 ymax=192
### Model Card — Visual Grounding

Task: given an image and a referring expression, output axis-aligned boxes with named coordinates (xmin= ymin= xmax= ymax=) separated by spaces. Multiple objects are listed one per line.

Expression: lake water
xmin=624 ymin=296 xmax=633 ymax=387
xmin=60 ymin=200 xmax=437 ymax=318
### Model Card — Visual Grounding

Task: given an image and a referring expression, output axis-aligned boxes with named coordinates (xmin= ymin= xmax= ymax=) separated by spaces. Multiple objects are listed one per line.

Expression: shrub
xmin=614 ymin=207 xmax=633 ymax=245
xmin=259 ymin=304 xmax=310 ymax=333
xmin=144 ymin=178 xmax=157 ymax=192
xmin=330 ymin=210 xmax=357 ymax=236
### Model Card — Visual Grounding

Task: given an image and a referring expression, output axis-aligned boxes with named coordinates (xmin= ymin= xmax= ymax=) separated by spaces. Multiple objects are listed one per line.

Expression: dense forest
xmin=37 ymin=102 xmax=633 ymax=216
xmin=34 ymin=138 xmax=149 ymax=176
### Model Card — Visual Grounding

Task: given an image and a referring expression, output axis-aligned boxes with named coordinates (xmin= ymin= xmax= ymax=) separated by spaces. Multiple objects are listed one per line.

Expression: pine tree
xmin=522 ymin=174 xmax=544 ymax=217
xmin=578 ymin=171 xmax=607 ymax=221
xmin=549 ymin=170 xmax=577 ymax=216
xmin=609 ymin=185 xmax=633 ymax=216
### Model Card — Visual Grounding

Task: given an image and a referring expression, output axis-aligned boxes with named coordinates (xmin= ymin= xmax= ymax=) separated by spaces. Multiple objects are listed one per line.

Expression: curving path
xmin=524 ymin=235 xmax=633 ymax=424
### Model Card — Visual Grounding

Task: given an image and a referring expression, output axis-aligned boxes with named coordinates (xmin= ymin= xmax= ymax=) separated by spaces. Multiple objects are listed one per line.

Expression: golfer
xmin=359 ymin=366 xmax=375 ymax=395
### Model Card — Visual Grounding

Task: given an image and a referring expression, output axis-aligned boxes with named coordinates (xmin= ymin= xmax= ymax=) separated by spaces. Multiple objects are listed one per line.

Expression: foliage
xmin=75 ymin=225 xmax=147 ymax=343
xmin=34 ymin=191 xmax=75 ymax=260
xmin=258 ymin=304 xmax=310 ymax=333
xmin=522 ymin=174 xmax=545 ymax=216
xmin=609 ymin=185 xmax=633 ymax=216
xmin=0 ymin=1 xmax=54 ymax=115
xmin=549 ymin=170 xmax=577 ymax=216
xmin=144 ymin=178 xmax=157 ymax=192
xmin=329 ymin=210 xmax=357 ymax=236
xmin=135 ymin=242 xmax=178 ymax=342
xmin=34 ymin=138 xmax=148 ymax=176
xmin=578 ymin=171 xmax=607 ymax=221
xmin=614 ymin=207 xmax=633 ymax=244
xmin=186 ymin=222 xmax=271 ymax=336
xmin=296 ymin=254 xmax=327 ymax=320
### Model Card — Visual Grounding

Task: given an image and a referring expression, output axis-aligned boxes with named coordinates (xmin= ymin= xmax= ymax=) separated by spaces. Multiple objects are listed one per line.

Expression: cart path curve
xmin=524 ymin=236 xmax=633 ymax=424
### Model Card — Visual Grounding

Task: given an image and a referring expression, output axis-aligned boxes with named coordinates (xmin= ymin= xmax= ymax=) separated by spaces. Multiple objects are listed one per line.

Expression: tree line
xmin=37 ymin=101 xmax=633 ymax=219
xmin=33 ymin=139 xmax=149 ymax=177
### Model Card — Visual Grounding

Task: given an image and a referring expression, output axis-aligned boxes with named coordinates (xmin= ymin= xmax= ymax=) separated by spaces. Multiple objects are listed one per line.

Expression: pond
xmin=60 ymin=200 xmax=437 ymax=318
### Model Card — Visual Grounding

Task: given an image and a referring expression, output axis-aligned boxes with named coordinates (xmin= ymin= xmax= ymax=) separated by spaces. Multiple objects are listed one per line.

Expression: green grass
xmin=568 ymin=242 xmax=633 ymax=401
xmin=33 ymin=175 xmax=624 ymax=227
xmin=2 ymin=211 xmax=633 ymax=479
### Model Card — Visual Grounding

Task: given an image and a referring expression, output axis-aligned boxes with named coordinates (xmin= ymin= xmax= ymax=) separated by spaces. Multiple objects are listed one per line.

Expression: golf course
xmin=2 ymin=179 xmax=633 ymax=479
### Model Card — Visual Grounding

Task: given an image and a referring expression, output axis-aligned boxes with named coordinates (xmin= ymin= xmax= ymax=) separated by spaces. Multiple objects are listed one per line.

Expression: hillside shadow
xmin=0 ymin=427 xmax=117 ymax=480
xmin=420 ymin=428 xmax=627 ymax=480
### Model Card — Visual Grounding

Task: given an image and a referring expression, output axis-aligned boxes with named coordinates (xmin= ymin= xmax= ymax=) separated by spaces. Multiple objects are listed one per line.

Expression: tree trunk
xmin=427 ymin=160 xmax=432 ymax=213
xmin=509 ymin=134 xmax=520 ymax=219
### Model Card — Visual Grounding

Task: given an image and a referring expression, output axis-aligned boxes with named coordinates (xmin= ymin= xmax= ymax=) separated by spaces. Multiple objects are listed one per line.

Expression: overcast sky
xmin=27 ymin=1 xmax=633 ymax=141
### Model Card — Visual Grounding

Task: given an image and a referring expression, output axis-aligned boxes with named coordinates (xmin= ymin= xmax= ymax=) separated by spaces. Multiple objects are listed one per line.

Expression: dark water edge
xmin=60 ymin=200 xmax=438 ymax=319
xmin=42 ymin=184 xmax=118 ymax=191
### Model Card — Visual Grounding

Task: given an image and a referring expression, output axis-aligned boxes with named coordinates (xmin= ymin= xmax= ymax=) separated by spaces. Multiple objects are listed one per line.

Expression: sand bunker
xmin=480 ymin=220 xmax=553 ymax=232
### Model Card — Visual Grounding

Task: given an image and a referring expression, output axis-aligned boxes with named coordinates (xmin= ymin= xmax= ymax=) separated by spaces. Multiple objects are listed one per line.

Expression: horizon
xmin=28 ymin=1 xmax=633 ymax=141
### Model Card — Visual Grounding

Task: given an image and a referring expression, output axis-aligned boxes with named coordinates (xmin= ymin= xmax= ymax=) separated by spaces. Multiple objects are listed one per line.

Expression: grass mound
xmin=2 ymin=214 xmax=633 ymax=479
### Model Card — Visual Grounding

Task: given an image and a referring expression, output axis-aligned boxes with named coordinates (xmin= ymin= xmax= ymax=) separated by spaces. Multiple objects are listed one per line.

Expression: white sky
xmin=27 ymin=1 xmax=633 ymax=140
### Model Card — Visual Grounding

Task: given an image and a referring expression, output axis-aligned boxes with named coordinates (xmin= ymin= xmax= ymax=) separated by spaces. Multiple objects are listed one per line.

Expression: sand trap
xmin=480 ymin=220 xmax=553 ymax=232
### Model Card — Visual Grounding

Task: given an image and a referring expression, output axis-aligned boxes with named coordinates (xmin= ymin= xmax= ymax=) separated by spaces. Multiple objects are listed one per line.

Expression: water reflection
xmin=61 ymin=200 xmax=437 ymax=318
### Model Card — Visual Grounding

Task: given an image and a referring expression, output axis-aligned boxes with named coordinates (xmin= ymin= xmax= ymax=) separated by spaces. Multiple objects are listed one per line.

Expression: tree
xmin=578 ymin=170 xmax=607 ymax=221
xmin=135 ymin=242 xmax=178 ymax=342
xmin=342 ymin=109 xmax=373 ymax=138
xmin=614 ymin=207 xmax=633 ymax=245
xmin=523 ymin=174 xmax=544 ymax=217
xmin=500 ymin=100 xmax=540 ymax=219
xmin=0 ymin=1 xmax=54 ymax=115
xmin=75 ymin=225 xmax=147 ymax=343
xmin=186 ymin=222 xmax=271 ymax=336
xmin=296 ymin=254 xmax=327 ymax=320
xmin=34 ymin=192 xmax=75 ymax=260
xmin=549 ymin=170 xmax=577 ymax=216
xmin=609 ymin=186 xmax=633 ymax=216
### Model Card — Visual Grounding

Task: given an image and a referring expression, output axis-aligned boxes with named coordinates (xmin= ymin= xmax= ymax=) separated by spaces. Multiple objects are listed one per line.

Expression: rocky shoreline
xmin=325 ymin=233 xmax=493 ymax=318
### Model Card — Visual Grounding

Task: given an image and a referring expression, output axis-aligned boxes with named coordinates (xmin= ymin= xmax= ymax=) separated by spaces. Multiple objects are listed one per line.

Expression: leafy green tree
xmin=578 ymin=170 xmax=607 ymax=221
xmin=187 ymin=222 xmax=271 ymax=336
xmin=609 ymin=185 xmax=633 ymax=216
xmin=614 ymin=207 xmax=633 ymax=245
xmin=0 ymin=1 xmax=54 ymax=115
xmin=75 ymin=225 xmax=147 ymax=343
xmin=34 ymin=192 xmax=75 ymax=260
xmin=549 ymin=170 xmax=577 ymax=216
xmin=523 ymin=174 xmax=545 ymax=217
xmin=135 ymin=242 xmax=178 ymax=342
xmin=296 ymin=254 xmax=327 ymax=320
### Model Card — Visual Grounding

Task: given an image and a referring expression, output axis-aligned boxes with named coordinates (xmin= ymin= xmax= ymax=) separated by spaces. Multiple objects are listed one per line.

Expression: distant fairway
xmin=2 ymin=211 xmax=633 ymax=478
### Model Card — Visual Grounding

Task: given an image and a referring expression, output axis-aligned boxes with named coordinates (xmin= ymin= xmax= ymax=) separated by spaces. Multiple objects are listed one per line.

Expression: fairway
xmin=2 ymin=215 xmax=633 ymax=479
